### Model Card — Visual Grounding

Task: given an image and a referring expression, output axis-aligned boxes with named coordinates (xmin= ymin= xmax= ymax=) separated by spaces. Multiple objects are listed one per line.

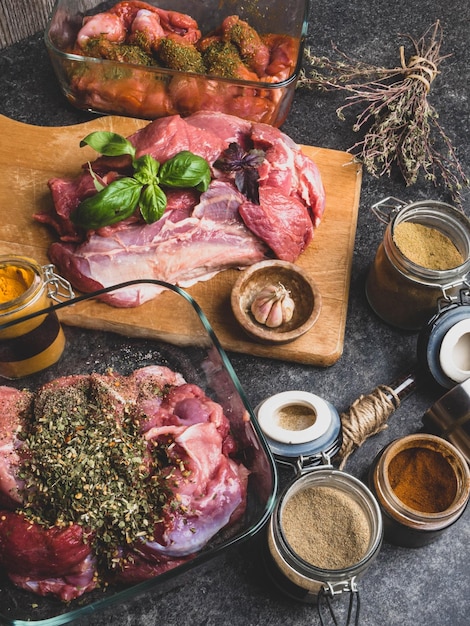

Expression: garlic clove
xmin=252 ymin=293 xmax=276 ymax=324
xmin=281 ymin=293 xmax=295 ymax=324
xmin=265 ymin=299 xmax=285 ymax=328
xmin=250 ymin=283 xmax=295 ymax=328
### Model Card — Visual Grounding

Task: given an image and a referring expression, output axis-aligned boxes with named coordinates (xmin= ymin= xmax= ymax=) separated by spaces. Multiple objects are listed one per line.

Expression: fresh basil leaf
xmin=159 ymin=151 xmax=211 ymax=191
xmin=213 ymin=143 xmax=246 ymax=171
xmin=213 ymin=143 xmax=264 ymax=203
xmin=72 ymin=178 xmax=143 ymax=229
xmin=134 ymin=154 xmax=160 ymax=185
xmin=139 ymin=183 xmax=167 ymax=224
xmin=235 ymin=168 xmax=260 ymax=205
xmin=80 ymin=131 xmax=136 ymax=160
xmin=85 ymin=162 xmax=106 ymax=193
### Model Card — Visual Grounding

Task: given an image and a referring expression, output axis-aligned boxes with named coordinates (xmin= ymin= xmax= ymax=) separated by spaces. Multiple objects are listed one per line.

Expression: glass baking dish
xmin=0 ymin=280 xmax=277 ymax=625
xmin=44 ymin=0 xmax=310 ymax=126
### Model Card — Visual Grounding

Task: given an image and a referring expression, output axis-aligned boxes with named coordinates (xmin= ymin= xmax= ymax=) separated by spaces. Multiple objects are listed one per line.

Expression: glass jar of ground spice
xmin=369 ymin=433 xmax=470 ymax=548
xmin=0 ymin=255 xmax=71 ymax=378
xmin=365 ymin=198 xmax=470 ymax=330
xmin=265 ymin=467 xmax=383 ymax=607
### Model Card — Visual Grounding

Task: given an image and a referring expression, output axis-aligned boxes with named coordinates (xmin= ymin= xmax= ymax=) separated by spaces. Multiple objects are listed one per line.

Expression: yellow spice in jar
xmin=0 ymin=266 xmax=32 ymax=304
xmin=393 ymin=222 xmax=464 ymax=270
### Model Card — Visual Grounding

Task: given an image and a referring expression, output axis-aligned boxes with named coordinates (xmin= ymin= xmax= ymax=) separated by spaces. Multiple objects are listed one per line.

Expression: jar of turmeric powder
xmin=0 ymin=255 xmax=72 ymax=378
xmin=369 ymin=433 xmax=470 ymax=548
xmin=365 ymin=198 xmax=470 ymax=330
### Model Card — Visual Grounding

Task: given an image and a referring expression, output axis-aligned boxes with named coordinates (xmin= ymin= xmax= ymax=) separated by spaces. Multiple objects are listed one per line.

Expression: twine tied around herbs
xmin=337 ymin=384 xmax=401 ymax=469
xmin=400 ymin=46 xmax=438 ymax=93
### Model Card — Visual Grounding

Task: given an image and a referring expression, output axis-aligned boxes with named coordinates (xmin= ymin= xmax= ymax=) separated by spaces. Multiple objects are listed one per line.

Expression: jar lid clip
xmin=370 ymin=196 xmax=407 ymax=224
xmin=43 ymin=264 xmax=75 ymax=302
xmin=317 ymin=577 xmax=360 ymax=626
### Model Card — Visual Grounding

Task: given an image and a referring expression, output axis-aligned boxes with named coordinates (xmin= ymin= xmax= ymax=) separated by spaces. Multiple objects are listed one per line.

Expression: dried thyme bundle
xmin=298 ymin=21 xmax=469 ymax=202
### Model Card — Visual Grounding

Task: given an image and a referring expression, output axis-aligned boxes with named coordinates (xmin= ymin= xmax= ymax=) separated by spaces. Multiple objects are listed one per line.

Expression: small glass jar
xmin=365 ymin=198 xmax=470 ymax=330
xmin=0 ymin=256 xmax=70 ymax=378
xmin=265 ymin=467 xmax=383 ymax=604
xmin=255 ymin=391 xmax=342 ymax=467
xmin=369 ymin=433 xmax=470 ymax=548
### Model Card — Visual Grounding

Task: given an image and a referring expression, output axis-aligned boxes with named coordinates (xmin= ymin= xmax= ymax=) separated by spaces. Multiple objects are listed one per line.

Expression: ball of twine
xmin=337 ymin=385 xmax=401 ymax=469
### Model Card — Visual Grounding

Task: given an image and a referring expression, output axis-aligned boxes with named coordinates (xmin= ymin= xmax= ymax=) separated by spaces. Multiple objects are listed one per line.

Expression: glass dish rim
xmin=0 ymin=279 xmax=278 ymax=626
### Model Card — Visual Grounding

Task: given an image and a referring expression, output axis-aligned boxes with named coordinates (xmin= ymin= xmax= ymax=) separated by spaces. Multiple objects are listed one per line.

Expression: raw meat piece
xmin=129 ymin=113 xmax=227 ymax=164
xmin=48 ymin=181 xmax=269 ymax=307
xmin=239 ymin=186 xmax=313 ymax=261
xmin=250 ymin=120 xmax=326 ymax=225
xmin=0 ymin=386 xmax=32 ymax=508
xmin=0 ymin=366 xmax=248 ymax=599
xmin=142 ymin=421 xmax=247 ymax=557
xmin=38 ymin=112 xmax=325 ymax=307
xmin=0 ymin=511 xmax=97 ymax=601
xmin=186 ymin=110 xmax=252 ymax=148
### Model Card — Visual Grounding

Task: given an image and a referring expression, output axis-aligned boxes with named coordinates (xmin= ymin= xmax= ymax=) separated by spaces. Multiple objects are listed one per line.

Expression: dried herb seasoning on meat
xmin=18 ymin=375 xmax=174 ymax=569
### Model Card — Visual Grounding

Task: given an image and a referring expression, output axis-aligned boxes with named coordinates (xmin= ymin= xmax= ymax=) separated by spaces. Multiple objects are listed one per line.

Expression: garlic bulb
xmin=250 ymin=283 xmax=295 ymax=328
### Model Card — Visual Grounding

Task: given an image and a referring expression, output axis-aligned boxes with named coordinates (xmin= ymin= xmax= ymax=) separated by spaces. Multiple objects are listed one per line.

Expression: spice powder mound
xmin=277 ymin=404 xmax=316 ymax=431
xmin=393 ymin=222 xmax=464 ymax=270
xmin=281 ymin=485 xmax=370 ymax=570
xmin=388 ymin=447 xmax=457 ymax=513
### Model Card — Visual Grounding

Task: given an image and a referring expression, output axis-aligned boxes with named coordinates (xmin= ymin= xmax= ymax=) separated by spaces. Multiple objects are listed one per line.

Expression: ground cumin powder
xmin=393 ymin=222 xmax=464 ymax=270
xmin=281 ymin=486 xmax=370 ymax=570
xmin=277 ymin=404 xmax=316 ymax=431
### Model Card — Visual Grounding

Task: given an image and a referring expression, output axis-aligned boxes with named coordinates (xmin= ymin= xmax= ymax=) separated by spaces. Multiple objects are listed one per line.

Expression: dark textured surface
xmin=1 ymin=1 xmax=470 ymax=624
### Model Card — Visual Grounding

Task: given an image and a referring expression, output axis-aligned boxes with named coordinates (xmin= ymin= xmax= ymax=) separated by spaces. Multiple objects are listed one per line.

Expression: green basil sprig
xmin=71 ymin=131 xmax=211 ymax=229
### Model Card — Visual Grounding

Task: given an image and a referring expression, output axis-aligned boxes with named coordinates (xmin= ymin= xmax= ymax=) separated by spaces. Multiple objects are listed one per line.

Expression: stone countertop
xmin=1 ymin=1 xmax=469 ymax=624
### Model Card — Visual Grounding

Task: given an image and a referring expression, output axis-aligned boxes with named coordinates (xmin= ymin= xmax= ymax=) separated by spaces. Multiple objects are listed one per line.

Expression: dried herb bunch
xmin=299 ymin=21 xmax=468 ymax=201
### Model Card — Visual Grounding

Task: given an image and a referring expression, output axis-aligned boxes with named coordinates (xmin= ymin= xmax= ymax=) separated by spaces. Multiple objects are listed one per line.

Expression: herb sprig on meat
xmin=213 ymin=142 xmax=265 ymax=204
xmin=72 ymin=131 xmax=211 ymax=229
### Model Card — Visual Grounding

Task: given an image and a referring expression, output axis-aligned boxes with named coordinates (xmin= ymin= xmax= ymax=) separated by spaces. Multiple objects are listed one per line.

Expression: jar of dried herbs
xmin=365 ymin=198 xmax=470 ymax=330
xmin=369 ymin=433 xmax=470 ymax=548
xmin=265 ymin=466 xmax=383 ymax=612
xmin=0 ymin=255 xmax=73 ymax=378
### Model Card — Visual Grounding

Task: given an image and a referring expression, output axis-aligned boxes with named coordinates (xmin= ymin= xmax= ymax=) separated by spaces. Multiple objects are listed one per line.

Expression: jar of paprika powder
xmin=365 ymin=198 xmax=470 ymax=330
xmin=369 ymin=433 xmax=470 ymax=547
xmin=0 ymin=255 xmax=73 ymax=378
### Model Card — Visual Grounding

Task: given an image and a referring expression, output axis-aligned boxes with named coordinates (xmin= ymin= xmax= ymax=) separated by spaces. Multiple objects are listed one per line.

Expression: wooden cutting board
xmin=0 ymin=114 xmax=361 ymax=366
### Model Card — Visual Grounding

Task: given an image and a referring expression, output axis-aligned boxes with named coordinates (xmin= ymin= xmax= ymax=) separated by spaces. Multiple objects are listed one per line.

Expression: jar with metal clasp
xmin=256 ymin=391 xmax=383 ymax=625
xmin=365 ymin=197 xmax=470 ymax=330
xmin=0 ymin=255 xmax=74 ymax=378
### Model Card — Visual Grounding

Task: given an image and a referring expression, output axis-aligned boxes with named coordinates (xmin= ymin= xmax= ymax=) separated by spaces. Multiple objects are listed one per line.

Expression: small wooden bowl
xmin=231 ymin=260 xmax=322 ymax=344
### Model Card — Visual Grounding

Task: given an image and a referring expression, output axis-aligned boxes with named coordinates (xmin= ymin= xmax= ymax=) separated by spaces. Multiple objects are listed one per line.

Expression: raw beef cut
xmin=38 ymin=112 xmax=325 ymax=307
xmin=0 ymin=512 xmax=98 ymax=601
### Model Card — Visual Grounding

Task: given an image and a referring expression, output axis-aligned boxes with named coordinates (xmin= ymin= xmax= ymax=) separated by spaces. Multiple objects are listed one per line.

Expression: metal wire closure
xmin=317 ymin=578 xmax=361 ymax=626
xmin=43 ymin=264 xmax=75 ymax=302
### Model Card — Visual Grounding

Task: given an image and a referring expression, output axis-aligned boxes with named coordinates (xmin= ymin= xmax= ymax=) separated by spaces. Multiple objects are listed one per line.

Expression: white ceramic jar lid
xmin=255 ymin=391 xmax=342 ymax=462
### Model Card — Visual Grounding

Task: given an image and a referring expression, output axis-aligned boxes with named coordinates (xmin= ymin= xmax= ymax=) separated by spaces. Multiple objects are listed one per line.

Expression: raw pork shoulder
xmin=38 ymin=112 xmax=325 ymax=307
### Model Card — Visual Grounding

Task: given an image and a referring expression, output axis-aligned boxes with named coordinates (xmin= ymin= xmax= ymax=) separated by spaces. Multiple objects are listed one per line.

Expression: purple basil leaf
xmin=235 ymin=168 xmax=260 ymax=204
xmin=214 ymin=143 xmax=264 ymax=204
